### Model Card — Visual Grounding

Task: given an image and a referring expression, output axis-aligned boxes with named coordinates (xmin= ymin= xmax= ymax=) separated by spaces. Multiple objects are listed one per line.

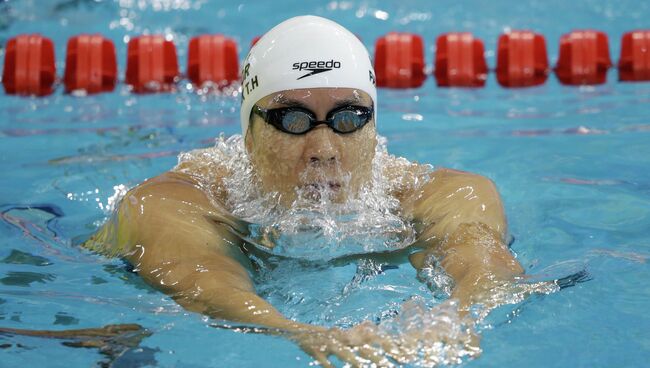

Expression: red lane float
xmin=2 ymin=34 xmax=56 ymax=96
xmin=5 ymin=29 xmax=650 ymax=97
xmin=619 ymin=30 xmax=650 ymax=82
xmin=187 ymin=35 xmax=239 ymax=88
xmin=556 ymin=30 xmax=612 ymax=85
xmin=496 ymin=31 xmax=549 ymax=88
xmin=64 ymin=34 xmax=117 ymax=94
xmin=374 ymin=32 xmax=426 ymax=88
xmin=125 ymin=35 xmax=179 ymax=93
xmin=250 ymin=36 xmax=262 ymax=48
xmin=434 ymin=32 xmax=487 ymax=87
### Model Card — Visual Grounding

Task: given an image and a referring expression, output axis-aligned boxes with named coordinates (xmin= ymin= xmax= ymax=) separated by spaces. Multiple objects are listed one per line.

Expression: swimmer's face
xmin=245 ymin=88 xmax=377 ymax=205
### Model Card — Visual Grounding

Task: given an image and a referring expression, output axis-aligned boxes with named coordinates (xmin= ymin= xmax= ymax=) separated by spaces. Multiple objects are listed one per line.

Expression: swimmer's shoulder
xmin=172 ymin=146 xmax=232 ymax=202
xmin=381 ymin=154 xmax=433 ymax=201
xmin=428 ymin=167 xmax=498 ymax=190
xmin=384 ymin=156 xmax=499 ymax=211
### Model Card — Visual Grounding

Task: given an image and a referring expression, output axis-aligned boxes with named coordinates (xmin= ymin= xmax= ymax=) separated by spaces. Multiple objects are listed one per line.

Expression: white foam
xmin=175 ymin=134 xmax=431 ymax=260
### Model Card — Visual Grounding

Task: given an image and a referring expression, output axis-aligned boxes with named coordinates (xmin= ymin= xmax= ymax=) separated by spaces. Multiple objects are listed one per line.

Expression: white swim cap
xmin=240 ymin=15 xmax=377 ymax=138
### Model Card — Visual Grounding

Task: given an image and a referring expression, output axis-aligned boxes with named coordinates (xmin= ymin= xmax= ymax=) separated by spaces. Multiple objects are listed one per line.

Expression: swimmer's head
xmin=240 ymin=15 xmax=377 ymax=138
xmin=241 ymin=16 xmax=378 ymax=205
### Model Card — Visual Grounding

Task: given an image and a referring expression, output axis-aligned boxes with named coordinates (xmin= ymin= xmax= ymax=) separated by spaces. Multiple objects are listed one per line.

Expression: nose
xmin=302 ymin=126 xmax=339 ymax=166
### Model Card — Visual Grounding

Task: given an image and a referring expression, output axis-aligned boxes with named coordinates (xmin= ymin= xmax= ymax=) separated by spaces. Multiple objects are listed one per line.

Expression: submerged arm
xmin=404 ymin=168 xmax=524 ymax=311
xmin=85 ymin=171 xmax=303 ymax=331
xmin=85 ymin=171 xmax=394 ymax=366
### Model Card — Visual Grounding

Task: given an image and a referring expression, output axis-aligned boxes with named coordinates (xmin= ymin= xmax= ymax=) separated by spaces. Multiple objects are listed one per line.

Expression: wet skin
xmin=80 ymin=88 xmax=525 ymax=366
xmin=245 ymin=88 xmax=377 ymax=205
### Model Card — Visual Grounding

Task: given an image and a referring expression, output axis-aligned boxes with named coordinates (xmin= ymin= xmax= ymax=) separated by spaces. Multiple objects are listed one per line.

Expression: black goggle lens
xmin=330 ymin=109 xmax=364 ymax=133
xmin=282 ymin=110 xmax=312 ymax=133
xmin=254 ymin=105 xmax=373 ymax=135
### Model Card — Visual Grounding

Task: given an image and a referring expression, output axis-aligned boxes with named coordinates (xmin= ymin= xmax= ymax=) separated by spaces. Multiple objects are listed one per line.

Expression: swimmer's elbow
xmin=441 ymin=223 xmax=523 ymax=279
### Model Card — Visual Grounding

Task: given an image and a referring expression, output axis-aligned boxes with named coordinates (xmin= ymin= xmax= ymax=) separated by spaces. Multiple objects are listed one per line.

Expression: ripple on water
xmin=557 ymin=192 xmax=650 ymax=231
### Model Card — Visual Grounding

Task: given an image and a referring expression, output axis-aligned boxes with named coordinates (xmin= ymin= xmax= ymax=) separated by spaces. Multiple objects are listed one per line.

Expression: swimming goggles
xmin=252 ymin=104 xmax=374 ymax=135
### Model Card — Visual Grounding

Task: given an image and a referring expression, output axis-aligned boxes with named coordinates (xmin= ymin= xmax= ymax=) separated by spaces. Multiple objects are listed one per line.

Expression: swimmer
xmin=82 ymin=16 xmax=526 ymax=366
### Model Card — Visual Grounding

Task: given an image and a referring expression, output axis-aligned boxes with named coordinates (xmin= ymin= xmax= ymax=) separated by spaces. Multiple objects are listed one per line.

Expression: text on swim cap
xmin=292 ymin=60 xmax=341 ymax=80
xmin=241 ymin=62 xmax=259 ymax=101
xmin=292 ymin=60 xmax=341 ymax=71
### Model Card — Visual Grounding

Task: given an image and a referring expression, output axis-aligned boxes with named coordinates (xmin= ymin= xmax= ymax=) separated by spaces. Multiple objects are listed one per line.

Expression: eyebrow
xmin=332 ymin=97 xmax=366 ymax=109
xmin=271 ymin=96 xmax=311 ymax=109
xmin=271 ymin=96 xmax=369 ymax=110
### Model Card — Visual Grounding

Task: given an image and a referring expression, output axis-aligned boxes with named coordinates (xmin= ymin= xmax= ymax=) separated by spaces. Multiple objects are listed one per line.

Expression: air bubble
xmin=174 ymin=134 xmax=432 ymax=260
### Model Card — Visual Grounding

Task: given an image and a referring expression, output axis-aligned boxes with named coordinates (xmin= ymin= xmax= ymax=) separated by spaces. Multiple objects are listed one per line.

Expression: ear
xmin=244 ymin=116 xmax=256 ymax=154
xmin=244 ymin=130 xmax=253 ymax=153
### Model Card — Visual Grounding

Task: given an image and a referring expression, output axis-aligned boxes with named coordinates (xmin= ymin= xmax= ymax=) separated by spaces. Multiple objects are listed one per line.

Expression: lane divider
xmin=64 ymin=34 xmax=117 ymax=93
xmin=125 ymin=35 xmax=179 ymax=93
xmin=2 ymin=34 xmax=56 ymax=95
xmin=619 ymin=30 xmax=650 ymax=82
xmin=433 ymin=32 xmax=488 ymax=87
xmin=2 ymin=29 xmax=650 ymax=96
xmin=556 ymin=30 xmax=612 ymax=85
xmin=187 ymin=35 xmax=239 ymax=89
xmin=496 ymin=31 xmax=549 ymax=87
xmin=374 ymin=32 xmax=426 ymax=88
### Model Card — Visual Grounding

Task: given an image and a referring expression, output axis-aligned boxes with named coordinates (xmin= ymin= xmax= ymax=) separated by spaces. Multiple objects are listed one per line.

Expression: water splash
xmin=376 ymin=297 xmax=481 ymax=367
xmin=172 ymin=133 xmax=570 ymax=367
xmin=417 ymin=253 xmax=455 ymax=300
xmin=175 ymin=134 xmax=430 ymax=260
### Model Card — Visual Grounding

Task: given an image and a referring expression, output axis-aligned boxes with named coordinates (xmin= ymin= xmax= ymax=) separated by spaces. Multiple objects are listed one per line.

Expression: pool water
xmin=1 ymin=0 xmax=649 ymax=367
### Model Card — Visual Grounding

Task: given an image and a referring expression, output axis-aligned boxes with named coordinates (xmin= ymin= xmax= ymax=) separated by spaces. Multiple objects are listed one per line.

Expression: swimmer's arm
xmin=87 ymin=171 xmax=306 ymax=332
xmin=404 ymin=168 xmax=524 ymax=311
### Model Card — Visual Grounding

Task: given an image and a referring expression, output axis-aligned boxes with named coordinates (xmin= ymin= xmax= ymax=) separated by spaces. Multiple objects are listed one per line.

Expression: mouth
xmin=303 ymin=181 xmax=342 ymax=192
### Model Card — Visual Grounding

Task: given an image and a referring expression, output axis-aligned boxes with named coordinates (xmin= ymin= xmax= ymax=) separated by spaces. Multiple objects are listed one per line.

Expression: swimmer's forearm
xmin=135 ymin=258 xmax=307 ymax=332
xmin=132 ymin=248 xmax=307 ymax=333
xmin=173 ymin=286 xmax=307 ymax=332
xmin=406 ymin=169 xmax=523 ymax=309
xmin=439 ymin=223 xmax=523 ymax=310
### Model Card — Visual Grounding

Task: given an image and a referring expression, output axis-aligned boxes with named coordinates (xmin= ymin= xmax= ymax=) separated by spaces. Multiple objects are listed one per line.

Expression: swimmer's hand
xmin=388 ymin=303 xmax=482 ymax=366
xmin=284 ymin=323 xmax=398 ymax=368
xmin=287 ymin=313 xmax=481 ymax=367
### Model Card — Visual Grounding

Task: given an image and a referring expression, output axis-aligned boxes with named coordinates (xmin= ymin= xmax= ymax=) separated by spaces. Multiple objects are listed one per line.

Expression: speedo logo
xmin=292 ymin=60 xmax=341 ymax=80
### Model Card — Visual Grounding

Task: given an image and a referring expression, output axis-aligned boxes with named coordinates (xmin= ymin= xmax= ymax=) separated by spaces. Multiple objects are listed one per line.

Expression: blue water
xmin=1 ymin=0 xmax=649 ymax=367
